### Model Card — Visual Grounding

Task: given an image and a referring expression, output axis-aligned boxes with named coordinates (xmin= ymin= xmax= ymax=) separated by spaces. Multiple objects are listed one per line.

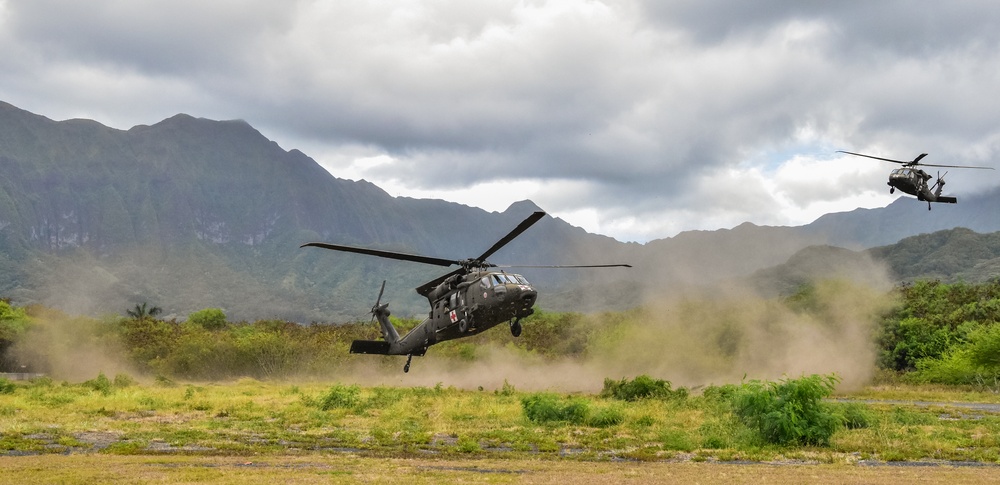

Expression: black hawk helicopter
xmin=837 ymin=150 xmax=994 ymax=210
xmin=301 ymin=211 xmax=631 ymax=372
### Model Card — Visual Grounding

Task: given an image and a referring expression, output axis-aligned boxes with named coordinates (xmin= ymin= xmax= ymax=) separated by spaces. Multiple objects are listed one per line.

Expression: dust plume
xmin=327 ymin=252 xmax=895 ymax=393
xmin=11 ymin=308 xmax=138 ymax=382
xmin=585 ymin=278 xmax=894 ymax=390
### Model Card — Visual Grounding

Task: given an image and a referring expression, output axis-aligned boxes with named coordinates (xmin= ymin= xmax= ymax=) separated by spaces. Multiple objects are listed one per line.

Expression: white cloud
xmin=2 ymin=1 xmax=1000 ymax=242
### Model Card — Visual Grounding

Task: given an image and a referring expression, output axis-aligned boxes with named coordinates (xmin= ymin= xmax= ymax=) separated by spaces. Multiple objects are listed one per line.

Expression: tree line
xmin=1 ymin=279 xmax=998 ymax=384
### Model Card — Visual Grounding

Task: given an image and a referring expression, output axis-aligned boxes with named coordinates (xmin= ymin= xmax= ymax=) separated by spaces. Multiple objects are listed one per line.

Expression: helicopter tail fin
xmin=349 ymin=304 xmax=401 ymax=355
xmin=368 ymin=281 xmax=400 ymax=345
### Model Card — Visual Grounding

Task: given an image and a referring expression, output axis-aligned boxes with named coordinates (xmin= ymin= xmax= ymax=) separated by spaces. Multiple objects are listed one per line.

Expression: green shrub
xmin=319 ymin=384 xmax=362 ymax=411
xmin=0 ymin=378 xmax=16 ymax=394
xmin=521 ymin=393 xmax=590 ymax=425
xmin=0 ymin=300 xmax=31 ymax=341
xmin=587 ymin=405 xmax=625 ymax=428
xmin=966 ymin=324 xmax=1000 ymax=369
xmin=912 ymin=348 xmax=981 ymax=385
xmin=496 ymin=379 xmax=516 ymax=397
xmin=731 ymin=374 xmax=842 ymax=446
xmin=701 ymin=383 xmax=739 ymax=403
xmin=187 ymin=308 xmax=227 ymax=330
xmin=83 ymin=373 xmax=114 ymax=396
xmin=113 ymin=374 xmax=136 ymax=388
xmin=600 ymin=375 xmax=688 ymax=401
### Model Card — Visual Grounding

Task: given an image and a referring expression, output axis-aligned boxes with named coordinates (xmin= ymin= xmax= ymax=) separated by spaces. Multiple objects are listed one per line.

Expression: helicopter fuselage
xmin=302 ymin=210 xmax=630 ymax=372
xmin=888 ymin=168 xmax=956 ymax=204
xmin=354 ymin=270 xmax=538 ymax=358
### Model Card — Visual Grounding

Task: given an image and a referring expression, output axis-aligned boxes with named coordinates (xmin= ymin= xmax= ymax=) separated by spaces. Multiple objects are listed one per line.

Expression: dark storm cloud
xmin=2 ymin=1 xmax=999 ymax=241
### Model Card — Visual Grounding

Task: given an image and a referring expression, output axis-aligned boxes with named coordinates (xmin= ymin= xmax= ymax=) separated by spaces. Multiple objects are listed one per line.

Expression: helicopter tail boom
xmin=350 ymin=340 xmax=392 ymax=355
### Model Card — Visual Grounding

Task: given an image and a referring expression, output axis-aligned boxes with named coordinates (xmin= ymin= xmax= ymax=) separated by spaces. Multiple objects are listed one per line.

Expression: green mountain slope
xmin=749 ymin=228 xmax=1000 ymax=296
xmin=0 ymin=102 xmax=635 ymax=320
xmin=2 ymin=100 xmax=998 ymax=321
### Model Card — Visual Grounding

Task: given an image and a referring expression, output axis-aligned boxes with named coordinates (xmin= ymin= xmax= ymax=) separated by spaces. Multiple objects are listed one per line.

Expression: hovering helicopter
xmin=837 ymin=150 xmax=994 ymax=210
xmin=301 ymin=211 xmax=631 ymax=372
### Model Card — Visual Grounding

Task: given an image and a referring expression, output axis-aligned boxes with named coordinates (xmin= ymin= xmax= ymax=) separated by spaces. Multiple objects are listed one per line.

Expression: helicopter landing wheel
xmin=458 ymin=318 xmax=469 ymax=333
xmin=404 ymin=354 xmax=413 ymax=373
xmin=510 ymin=319 xmax=522 ymax=337
xmin=890 ymin=187 xmax=895 ymax=194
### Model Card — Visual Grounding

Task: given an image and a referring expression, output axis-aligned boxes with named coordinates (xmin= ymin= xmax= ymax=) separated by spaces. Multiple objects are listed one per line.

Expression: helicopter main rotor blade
xmin=838 ymin=150 xmax=994 ymax=169
xmin=494 ymin=263 xmax=633 ymax=268
xmin=474 ymin=211 xmax=546 ymax=263
xmin=836 ymin=150 xmax=911 ymax=165
xmin=909 ymin=163 xmax=994 ymax=170
xmin=300 ymin=242 xmax=458 ymax=267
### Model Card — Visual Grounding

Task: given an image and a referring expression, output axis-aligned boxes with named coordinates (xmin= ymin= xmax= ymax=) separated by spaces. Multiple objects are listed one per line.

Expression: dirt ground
xmin=3 ymin=454 xmax=1000 ymax=484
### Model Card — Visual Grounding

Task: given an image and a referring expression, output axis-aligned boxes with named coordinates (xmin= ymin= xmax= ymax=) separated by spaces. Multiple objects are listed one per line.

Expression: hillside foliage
xmin=0 ymin=279 xmax=997 ymax=387
xmin=877 ymin=279 xmax=1000 ymax=385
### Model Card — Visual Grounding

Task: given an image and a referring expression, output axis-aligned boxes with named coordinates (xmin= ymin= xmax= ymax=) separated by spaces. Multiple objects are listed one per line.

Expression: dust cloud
xmin=330 ymin=252 xmax=895 ymax=393
xmin=11 ymin=308 xmax=139 ymax=382
xmin=12 ymin=240 xmax=895 ymax=394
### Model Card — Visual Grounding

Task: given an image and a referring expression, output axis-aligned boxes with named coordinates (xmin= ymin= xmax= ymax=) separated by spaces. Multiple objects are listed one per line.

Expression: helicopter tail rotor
xmin=931 ymin=171 xmax=948 ymax=196
xmin=367 ymin=280 xmax=399 ymax=344
xmin=371 ymin=280 xmax=387 ymax=323
xmin=930 ymin=171 xmax=957 ymax=205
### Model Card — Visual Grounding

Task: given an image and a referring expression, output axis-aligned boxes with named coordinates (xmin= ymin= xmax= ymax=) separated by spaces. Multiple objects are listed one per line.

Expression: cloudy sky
xmin=3 ymin=1 xmax=999 ymax=242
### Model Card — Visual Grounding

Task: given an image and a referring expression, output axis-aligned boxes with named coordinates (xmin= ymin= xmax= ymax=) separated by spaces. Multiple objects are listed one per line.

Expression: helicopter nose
xmin=520 ymin=287 xmax=537 ymax=305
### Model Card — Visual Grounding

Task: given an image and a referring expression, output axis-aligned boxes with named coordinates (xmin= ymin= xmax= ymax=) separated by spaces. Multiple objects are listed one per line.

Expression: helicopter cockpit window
xmin=514 ymin=274 xmax=529 ymax=285
xmin=480 ymin=276 xmax=492 ymax=289
xmin=493 ymin=274 xmax=506 ymax=286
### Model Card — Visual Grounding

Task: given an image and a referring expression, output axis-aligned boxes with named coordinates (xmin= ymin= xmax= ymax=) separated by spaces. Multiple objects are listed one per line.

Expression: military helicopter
xmin=301 ymin=211 xmax=631 ymax=372
xmin=838 ymin=150 xmax=994 ymax=210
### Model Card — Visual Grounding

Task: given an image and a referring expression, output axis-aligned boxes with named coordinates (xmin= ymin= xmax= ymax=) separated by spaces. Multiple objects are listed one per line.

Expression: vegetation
xmin=0 ymin=278 xmax=997 ymax=386
xmin=876 ymin=280 xmax=1000 ymax=387
xmin=0 ymin=373 xmax=997 ymax=465
xmin=125 ymin=303 xmax=162 ymax=320
xmin=731 ymin=374 xmax=841 ymax=446
xmin=601 ymin=375 xmax=689 ymax=401
xmin=0 ymin=278 xmax=997 ymax=465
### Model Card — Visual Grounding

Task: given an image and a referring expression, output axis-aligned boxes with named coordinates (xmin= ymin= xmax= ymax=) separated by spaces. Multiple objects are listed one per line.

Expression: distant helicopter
xmin=301 ymin=211 xmax=631 ymax=372
xmin=838 ymin=150 xmax=994 ymax=210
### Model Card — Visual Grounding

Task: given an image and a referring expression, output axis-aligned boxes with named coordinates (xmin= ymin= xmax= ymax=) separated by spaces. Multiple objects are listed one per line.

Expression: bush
xmin=731 ymin=374 xmax=842 ymax=446
xmin=319 ymin=384 xmax=362 ymax=411
xmin=521 ymin=393 xmax=590 ymax=425
xmin=187 ymin=308 xmax=227 ymax=330
xmin=701 ymin=383 xmax=739 ymax=403
xmin=600 ymin=375 xmax=688 ymax=401
xmin=83 ymin=373 xmax=114 ymax=396
xmin=587 ymin=405 xmax=625 ymax=428
xmin=0 ymin=300 xmax=31 ymax=342
xmin=0 ymin=378 xmax=16 ymax=394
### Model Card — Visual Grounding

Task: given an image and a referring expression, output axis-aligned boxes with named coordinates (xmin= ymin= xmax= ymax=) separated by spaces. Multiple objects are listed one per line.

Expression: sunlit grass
xmin=1 ymin=375 xmax=1000 ymax=465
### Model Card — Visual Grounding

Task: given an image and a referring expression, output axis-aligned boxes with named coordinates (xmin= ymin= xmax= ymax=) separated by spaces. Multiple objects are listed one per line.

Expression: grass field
xmin=2 ymin=376 xmax=1000 ymax=483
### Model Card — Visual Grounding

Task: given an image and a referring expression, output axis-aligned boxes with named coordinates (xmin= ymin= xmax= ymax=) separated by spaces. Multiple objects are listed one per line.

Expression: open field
xmin=3 ymin=454 xmax=1000 ymax=484
xmin=2 ymin=377 xmax=1000 ymax=482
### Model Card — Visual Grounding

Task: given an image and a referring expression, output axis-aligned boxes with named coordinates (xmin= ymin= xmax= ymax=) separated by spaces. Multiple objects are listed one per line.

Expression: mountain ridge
xmin=1 ymin=101 xmax=998 ymax=320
